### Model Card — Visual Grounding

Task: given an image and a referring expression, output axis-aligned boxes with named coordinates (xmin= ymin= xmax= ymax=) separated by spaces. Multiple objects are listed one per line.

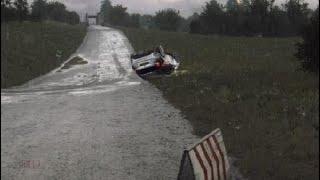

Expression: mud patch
xmin=61 ymin=56 xmax=88 ymax=70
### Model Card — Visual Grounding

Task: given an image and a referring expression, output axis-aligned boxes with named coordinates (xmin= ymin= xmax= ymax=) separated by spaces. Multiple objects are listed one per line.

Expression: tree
xmin=178 ymin=13 xmax=198 ymax=32
xmin=241 ymin=0 xmax=252 ymax=11
xmin=225 ymin=0 xmax=247 ymax=35
xmin=199 ymin=0 xmax=225 ymax=34
xmin=139 ymin=15 xmax=155 ymax=29
xmin=46 ymin=1 xmax=67 ymax=22
xmin=30 ymin=0 xmax=80 ymax=24
xmin=226 ymin=0 xmax=240 ymax=12
xmin=66 ymin=11 xmax=80 ymax=25
xmin=100 ymin=0 xmax=112 ymax=25
xmin=283 ymin=0 xmax=310 ymax=35
xmin=1 ymin=0 xmax=11 ymax=6
xmin=154 ymin=8 xmax=182 ymax=31
xmin=190 ymin=19 xmax=203 ymax=34
xmin=31 ymin=0 xmax=47 ymax=21
xmin=189 ymin=13 xmax=202 ymax=33
xmin=107 ymin=5 xmax=129 ymax=26
xmin=13 ymin=0 xmax=28 ymax=21
xmin=267 ymin=5 xmax=291 ymax=36
xmin=295 ymin=7 xmax=319 ymax=72
xmin=247 ymin=0 xmax=275 ymax=35
xmin=128 ymin=13 xmax=140 ymax=28
xmin=1 ymin=0 xmax=16 ymax=22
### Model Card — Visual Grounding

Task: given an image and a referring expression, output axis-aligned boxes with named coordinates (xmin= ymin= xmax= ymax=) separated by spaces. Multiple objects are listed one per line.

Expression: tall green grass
xmin=1 ymin=21 xmax=86 ymax=88
xmin=121 ymin=27 xmax=319 ymax=179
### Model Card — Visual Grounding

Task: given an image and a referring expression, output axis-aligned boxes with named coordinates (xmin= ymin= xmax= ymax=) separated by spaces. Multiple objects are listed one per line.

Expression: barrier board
xmin=178 ymin=128 xmax=230 ymax=180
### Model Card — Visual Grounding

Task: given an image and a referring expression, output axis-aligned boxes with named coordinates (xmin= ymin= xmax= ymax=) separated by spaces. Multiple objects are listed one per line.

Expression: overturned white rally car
xmin=130 ymin=46 xmax=180 ymax=77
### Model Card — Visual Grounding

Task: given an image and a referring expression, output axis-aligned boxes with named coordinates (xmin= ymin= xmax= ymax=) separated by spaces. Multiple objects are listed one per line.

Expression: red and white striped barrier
xmin=178 ymin=129 xmax=230 ymax=180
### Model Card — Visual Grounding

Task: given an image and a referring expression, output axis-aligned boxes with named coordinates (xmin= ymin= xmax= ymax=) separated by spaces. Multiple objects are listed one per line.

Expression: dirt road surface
xmin=1 ymin=25 xmax=199 ymax=180
xmin=1 ymin=26 xmax=244 ymax=180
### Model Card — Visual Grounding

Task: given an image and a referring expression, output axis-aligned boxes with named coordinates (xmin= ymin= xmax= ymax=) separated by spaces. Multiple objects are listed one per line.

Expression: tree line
xmin=295 ymin=7 xmax=319 ymax=72
xmin=100 ymin=0 xmax=188 ymax=31
xmin=100 ymin=0 xmax=318 ymax=72
xmin=100 ymin=0 xmax=139 ymax=28
xmin=190 ymin=0 xmax=315 ymax=36
xmin=100 ymin=0 xmax=317 ymax=36
xmin=1 ymin=0 xmax=80 ymax=24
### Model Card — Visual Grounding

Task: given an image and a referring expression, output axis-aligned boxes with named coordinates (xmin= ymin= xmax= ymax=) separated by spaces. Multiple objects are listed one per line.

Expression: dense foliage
xmin=1 ymin=0 xmax=80 ymax=24
xmin=296 ymin=8 xmax=319 ymax=72
xmin=99 ymin=0 xmax=315 ymax=37
xmin=154 ymin=9 xmax=182 ymax=31
xmin=100 ymin=0 xmax=141 ymax=28
xmin=190 ymin=0 xmax=312 ymax=36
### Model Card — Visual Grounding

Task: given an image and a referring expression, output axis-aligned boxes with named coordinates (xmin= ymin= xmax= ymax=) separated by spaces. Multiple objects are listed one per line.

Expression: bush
xmin=295 ymin=8 xmax=319 ymax=72
xmin=154 ymin=8 xmax=182 ymax=31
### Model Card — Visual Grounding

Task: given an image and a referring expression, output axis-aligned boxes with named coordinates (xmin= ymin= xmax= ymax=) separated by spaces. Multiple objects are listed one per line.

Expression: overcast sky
xmin=41 ymin=0 xmax=319 ymax=18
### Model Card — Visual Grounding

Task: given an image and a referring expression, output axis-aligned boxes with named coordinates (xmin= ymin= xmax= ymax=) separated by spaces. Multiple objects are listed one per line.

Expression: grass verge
xmin=121 ymin=27 xmax=319 ymax=179
xmin=1 ymin=21 xmax=86 ymax=88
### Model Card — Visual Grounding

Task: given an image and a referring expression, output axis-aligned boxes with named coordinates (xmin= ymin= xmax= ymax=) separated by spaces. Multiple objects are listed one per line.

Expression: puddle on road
xmin=59 ymin=56 xmax=88 ymax=70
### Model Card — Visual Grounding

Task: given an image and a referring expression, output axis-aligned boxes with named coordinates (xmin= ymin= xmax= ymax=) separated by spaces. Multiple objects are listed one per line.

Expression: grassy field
xmin=121 ymin=27 xmax=319 ymax=179
xmin=1 ymin=21 xmax=86 ymax=88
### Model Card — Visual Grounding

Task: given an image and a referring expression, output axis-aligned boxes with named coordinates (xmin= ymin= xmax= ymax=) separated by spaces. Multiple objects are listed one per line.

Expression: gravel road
xmin=1 ymin=26 xmax=198 ymax=180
